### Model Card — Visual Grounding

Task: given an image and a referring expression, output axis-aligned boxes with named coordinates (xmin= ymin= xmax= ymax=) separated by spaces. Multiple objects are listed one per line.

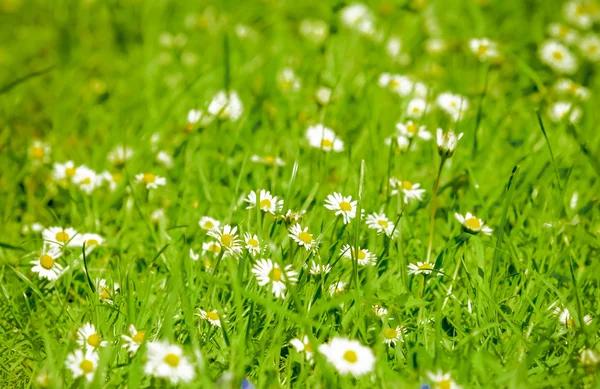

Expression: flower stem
xmin=425 ymin=157 xmax=446 ymax=264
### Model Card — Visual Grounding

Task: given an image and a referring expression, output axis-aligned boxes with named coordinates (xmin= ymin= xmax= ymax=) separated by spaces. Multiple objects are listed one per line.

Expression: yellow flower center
xmin=56 ymin=231 xmax=69 ymax=242
xmin=209 ymin=244 xmax=221 ymax=253
xmin=32 ymin=147 xmax=44 ymax=159
xmin=343 ymin=350 xmax=358 ymax=363
xmin=259 ymin=199 xmax=272 ymax=209
xmin=100 ymin=287 xmax=111 ymax=301
xmin=357 ymin=249 xmax=366 ymax=260
xmin=406 ymin=123 xmax=418 ymax=134
xmin=79 ymin=360 xmax=94 ymax=373
xmin=247 ymin=238 xmax=259 ymax=247
xmin=87 ymin=334 xmax=101 ymax=347
xmin=402 ymin=181 xmax=413 ymax=190
xmin=566 ymin=318 xmax=576 ymax=328
xmin=85 ymin=239 xmax=99 ymax=247
xmin=418 ymin=263 xmax=434 ymax=271
xmin=164 ymin=353 xmax=180 ymax=367
xmin=377 ymin=219 xmax=389 ymax=229
xmin=588 ymin=44 xmax=598 ymax=53
xmin=112 ymin=172 xmax=122 ymax=183
xmin=477 ymin=43 xmax=489 ymax=56
xmin=552 ymin=50 xmax=564 ymax=60
xmin=81 ymin=177 xmax=92 ymax=185
xmin=304 ymin=343 xmax=313 ymax=353
xmin=437 ymin=379 xmax=452 ymax=389
xmin=264 ymin=156 xmax=275 ymax=164
xmin=204 ymin=259 xmax=212 ymax=267
xmin=384 ymin=328 xmax=398 ymax=339
xmin=66 ymin=167 xmax=77 ymax=177
xmin=203 ymin=221 xmax=214 ymax=229
xmin=40 ymin=254 xmax=54 ymax=270
xmin=142 ymin=173 xmax=156 ymax=184
xmin=269 ymin=267 xmax=282 ymax=282
xmin=559 ymin=25 xmax=569 ymax=38
xmin=339 ymin=201 xmax=352 ymax=212
xmin=132 ymin=330 xmax=145 ymax=343
xmin=388 ymin=79 xmax=399 ymax=88
xmin=221 ymin=234 xmax=232 ymax=247
xmin=465 ymin=217 xmax=481 ymax=230
xmin=321 ymin=139 xmax=333 ymax=148
xmin=298 ymin=231 xmax=312 ymax=244
xmin=206 ymin=311 xmax=219 ymax=321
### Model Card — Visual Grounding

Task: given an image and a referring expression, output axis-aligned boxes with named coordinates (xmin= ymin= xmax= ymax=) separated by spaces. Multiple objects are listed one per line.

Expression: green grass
xmin=1 ymin=0 xmax=600 ymax=387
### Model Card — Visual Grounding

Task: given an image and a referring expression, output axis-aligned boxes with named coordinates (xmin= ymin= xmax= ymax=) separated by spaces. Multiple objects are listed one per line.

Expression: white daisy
xmin=383 ymin=326 xmax=407 ymax=346
xmin=243 ymin=232 xmax=261 ymax=256
xmin=52 ymin=161 xmax=77 ymax=181
xmin=288 ymin=224 xmax=318 ymax=251
xmin=365 ymin=212 xmax=396 ymax=236
xmin=199 ymin=216 xmax=220 ymax=231
xmin=324 ymin=193 xmax=357 ymax=224
xmin=329 ymin=281 xmax=347 ymax=296
xmin=30 ymin=245 xmax=63 ymax=281
xmin=77 ymin=323 xmax=107 ymax=349
xmin=202 ymin=241 xmax=222 ymax=256
xmin=107 ymin=145 xmax=133 ymax=167
xmin=547 ymin=101 xmax=582 ymax=123
xmin=251 ymin=258 xmax=298 ymax=299
xmin=406 ymin=98 xmax=428 ymax=119
xmin=564 ymin=1 xmax=595 ymax=29
xmin=135 ymin=173 xmax=167 ymax=189
xmin=207 ymin=225 xmax=242 ymax=257
xmin=277 ymin=67 xmax=301 ymax=92
xmin=553 ymin=78 xmax=589 ymax=100
xmin=30 ymin=140 xmax=51 ymax=164
xmin=186 ymin=109 xmax=213 ymax=130
xmin=454 ymin=212 xmax=493 ymax=235
xmin=372 ymin=305 xmax=388 ymax=317
xmin=250 ymin=155 xmax=286 ymax=166
xmin=65 ymin=349 xmax=99 ymax=382
xmin=196 ymin=309 xmax=222 ymax=327
xmin=290 ymin=335 xmax=315 ymax=361
xmin=306 ymin=124 xmax=344 ymax=152
xmin=436 ymin=128 xmax=464 ymax=158
xmin=548 ymin=23 xmax=579 ymax=44
xmin=318 ymin=337 xmax=375 ymax=377
xmin=425 ymin=38 xmax=448 ymax=55
xmin=580 ymin=349 xmax=600 ymax=366
xmin=396 ymin=121 xmax=431 ymax=140
xmin=156 ymin=151 xmax=174 ymax=168
xmin=579 ymin=34 xmax=600 ymax=61
xmin=305 ymin=260 xmax=332 ymax=275
xmin=341 ymin=244 xmax=376 ymax=266
xmin=315 ymin=87 xmax=332 ymax=105
xmin=121 ymin=324 xmax=145 ymax=355
xmin=468 ymin=38 xmax=499 ymax=61
xmin=384 ymin=135 xmax=410 ymax=152
xmin=75 ymin=233 xmax=105 ymax=251
xmin=144 ymin=340 xmax=196 ymax=384
xmin=208 ymin=90 xmax=243 ymax=121
xmin=378 ymin=73 xmax=414 ymax=96
xmin=437 ymin=92 xmax=469 ymax=121
xmin=552 ymin=305 xmax=593 ymax=328
xmin=539 ymin=40 xmax=578 ymax=74
xmin=299 ymin=19 xmax=329 ymax=44
xmin=42 ymin=226 xmax=79 ymax=247
xmin=189 ymin=248 xmax=199 ymax=261
xmin=427 ymin=371 xmax=462 ymax=389
xmin=389 ymin=178 xmax=426 ymax=203
xmin=96 ymin=278 xmax=119 ymax=304
xmin=245 ymin=190 xmax=284 ymax=214
xmin=340 ymin=3 xmax=379 ymax=39
xmin=408 ymin=262 xmax=441 ymax=276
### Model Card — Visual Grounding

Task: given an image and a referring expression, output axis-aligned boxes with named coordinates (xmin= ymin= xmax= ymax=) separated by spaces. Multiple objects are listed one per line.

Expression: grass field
xmin=1 ymin=0 xmax=600 ymax=387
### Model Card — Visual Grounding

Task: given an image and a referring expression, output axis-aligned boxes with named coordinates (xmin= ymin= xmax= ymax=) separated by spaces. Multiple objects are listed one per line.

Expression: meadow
xmin=1 ymin=0 xmax=600 ymax=387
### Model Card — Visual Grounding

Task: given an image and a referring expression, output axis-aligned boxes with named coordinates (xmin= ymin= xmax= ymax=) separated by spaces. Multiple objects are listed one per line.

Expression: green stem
xmin=425 ymin=157 xmax=446 ymax=263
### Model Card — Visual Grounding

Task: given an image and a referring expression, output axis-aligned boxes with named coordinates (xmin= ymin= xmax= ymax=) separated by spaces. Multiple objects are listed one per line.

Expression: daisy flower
xmin=299 ymin=19 xmax=329 ymax=44
xmin=186 ymin=109 xmax=213 ymax=130
xmin=552 ymin=305 xmax=592 ymax=328
xmin=389 ymin=178 xmax=426 ymax=203
xmin=324 ymin=193 xmax=357 ymax=224
xmin=539 ymin=40 xmax=578 ymax=74
xmin=65 ymin=349 xmax=99 ymax=382
xmin=305 ymin=260 xmax=332 ymax=275
xmin=207 ymin=225 xmax=242 ymax=257
xmin=384 ymin=135 xmax=410 ymax=152
xmin=30 ymin=245 xmax=63 ymax=281
xmin=306 ymin=124 xmax=344 ymax=152
xmin=365 ymin=212 xmax=396 ymax=236
xmin=553 ymin=78 xmax=589 ymax=100
xmin=245 ymin=190 xmax=284 ymax=214
xmin=77 ymin=323 xmax=107 ymax=349
xmin=135 ymin=173 xmax=167 ymax=189
xmin=579 ymin=34 xmax=600 ymax=61
xmin=96 ymin=278 xmax=119 ymax=304
xmin=396 ymin=121 xmax=431 ymax=140
xmin=196 ymin=309 xmax=222 ymax=327
xmin=455 ymin=212 xmax=493 ymax=235
xmin=290 ymin=335 xmax=315 ymax=361
xmin=107 ymin=145 xmax=133 ymax=167
xmin=189 ymin=248 xmax=199 ymax=261
xmin=468 ymin=38 xmax=499 ymax=61
xmin=408 ymin=262 xmax=441 ymax=276
xmin=436 ymin=128 xmax=464 ymax=158
xmin=341 ymin=244 xmax=376 ymax=266
xmin=340 ymin=3 xmax=380 ymax=39
xmin=372 ymin=305 xmax=388 ymax=317
xmin=42 ymin=226 xmax=78 ymax=247
xmin=315 ymin=86 xmax=332 ymax=105
xmin=156 ymin=151 xmax=174 ymax=168
xmin=378 ymin=73 xmax=414 ymax=96
xmin=144 ymin=340 xmax=196 ymax=384
xmin=407 ymin=98 xmax=428 ymax=119
xmin=52 ymin=161 xmax=77 ymax=181
xmin=22 ymin=222 xmax=44 ymax=235
xmin=318 ymin=337 xmax=375 ymax=377
xmin=30 ymin=140 xmax=51 ymax=164
xmin=281 ymin=209 xmax=307 ymax=228
xmin=251 ymin=258 xmax=298 ymax=299
xmin=329 ymin=281 xmax=347 ymax=296
xmin=277 ymin=67 xmax=301 ymax=92
xmin=121 ymin=325 xmax=145 ymax=355
xmin=425 ymin=38 xmax=448 ymax=55
xmin=72 ymin=165 xmax=100 ymax=194
xmin=564 ymin=1 xmax=595 ymax=29
xmin=202 ymin=241 xmax=222 ymax=256
xmin=547 ymin=23 xmax=579 ymax=44
xmin=199 ymin=216 xmax=220 ymax=231
xmin=427 ymin=371 xmax=462 ymax=389
xmin=437 ymin=92 xmax=469 ymax=121
xmin=383 ymin=326 xmax=407 ymax=346
xmin=208 ymin=90 xmax=243 ymax=121
xmin=288 ymin=224 xmax=318 ymax=251
xmin=244 ymin=233 xmax=261 ymax=256
xmin=547 ymin=101 xmax=582 ymax=123
xmin=250 ymin=155 xmax=285 ymax=166
xmin=580 ymin=349 xmax=600 ymax=366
